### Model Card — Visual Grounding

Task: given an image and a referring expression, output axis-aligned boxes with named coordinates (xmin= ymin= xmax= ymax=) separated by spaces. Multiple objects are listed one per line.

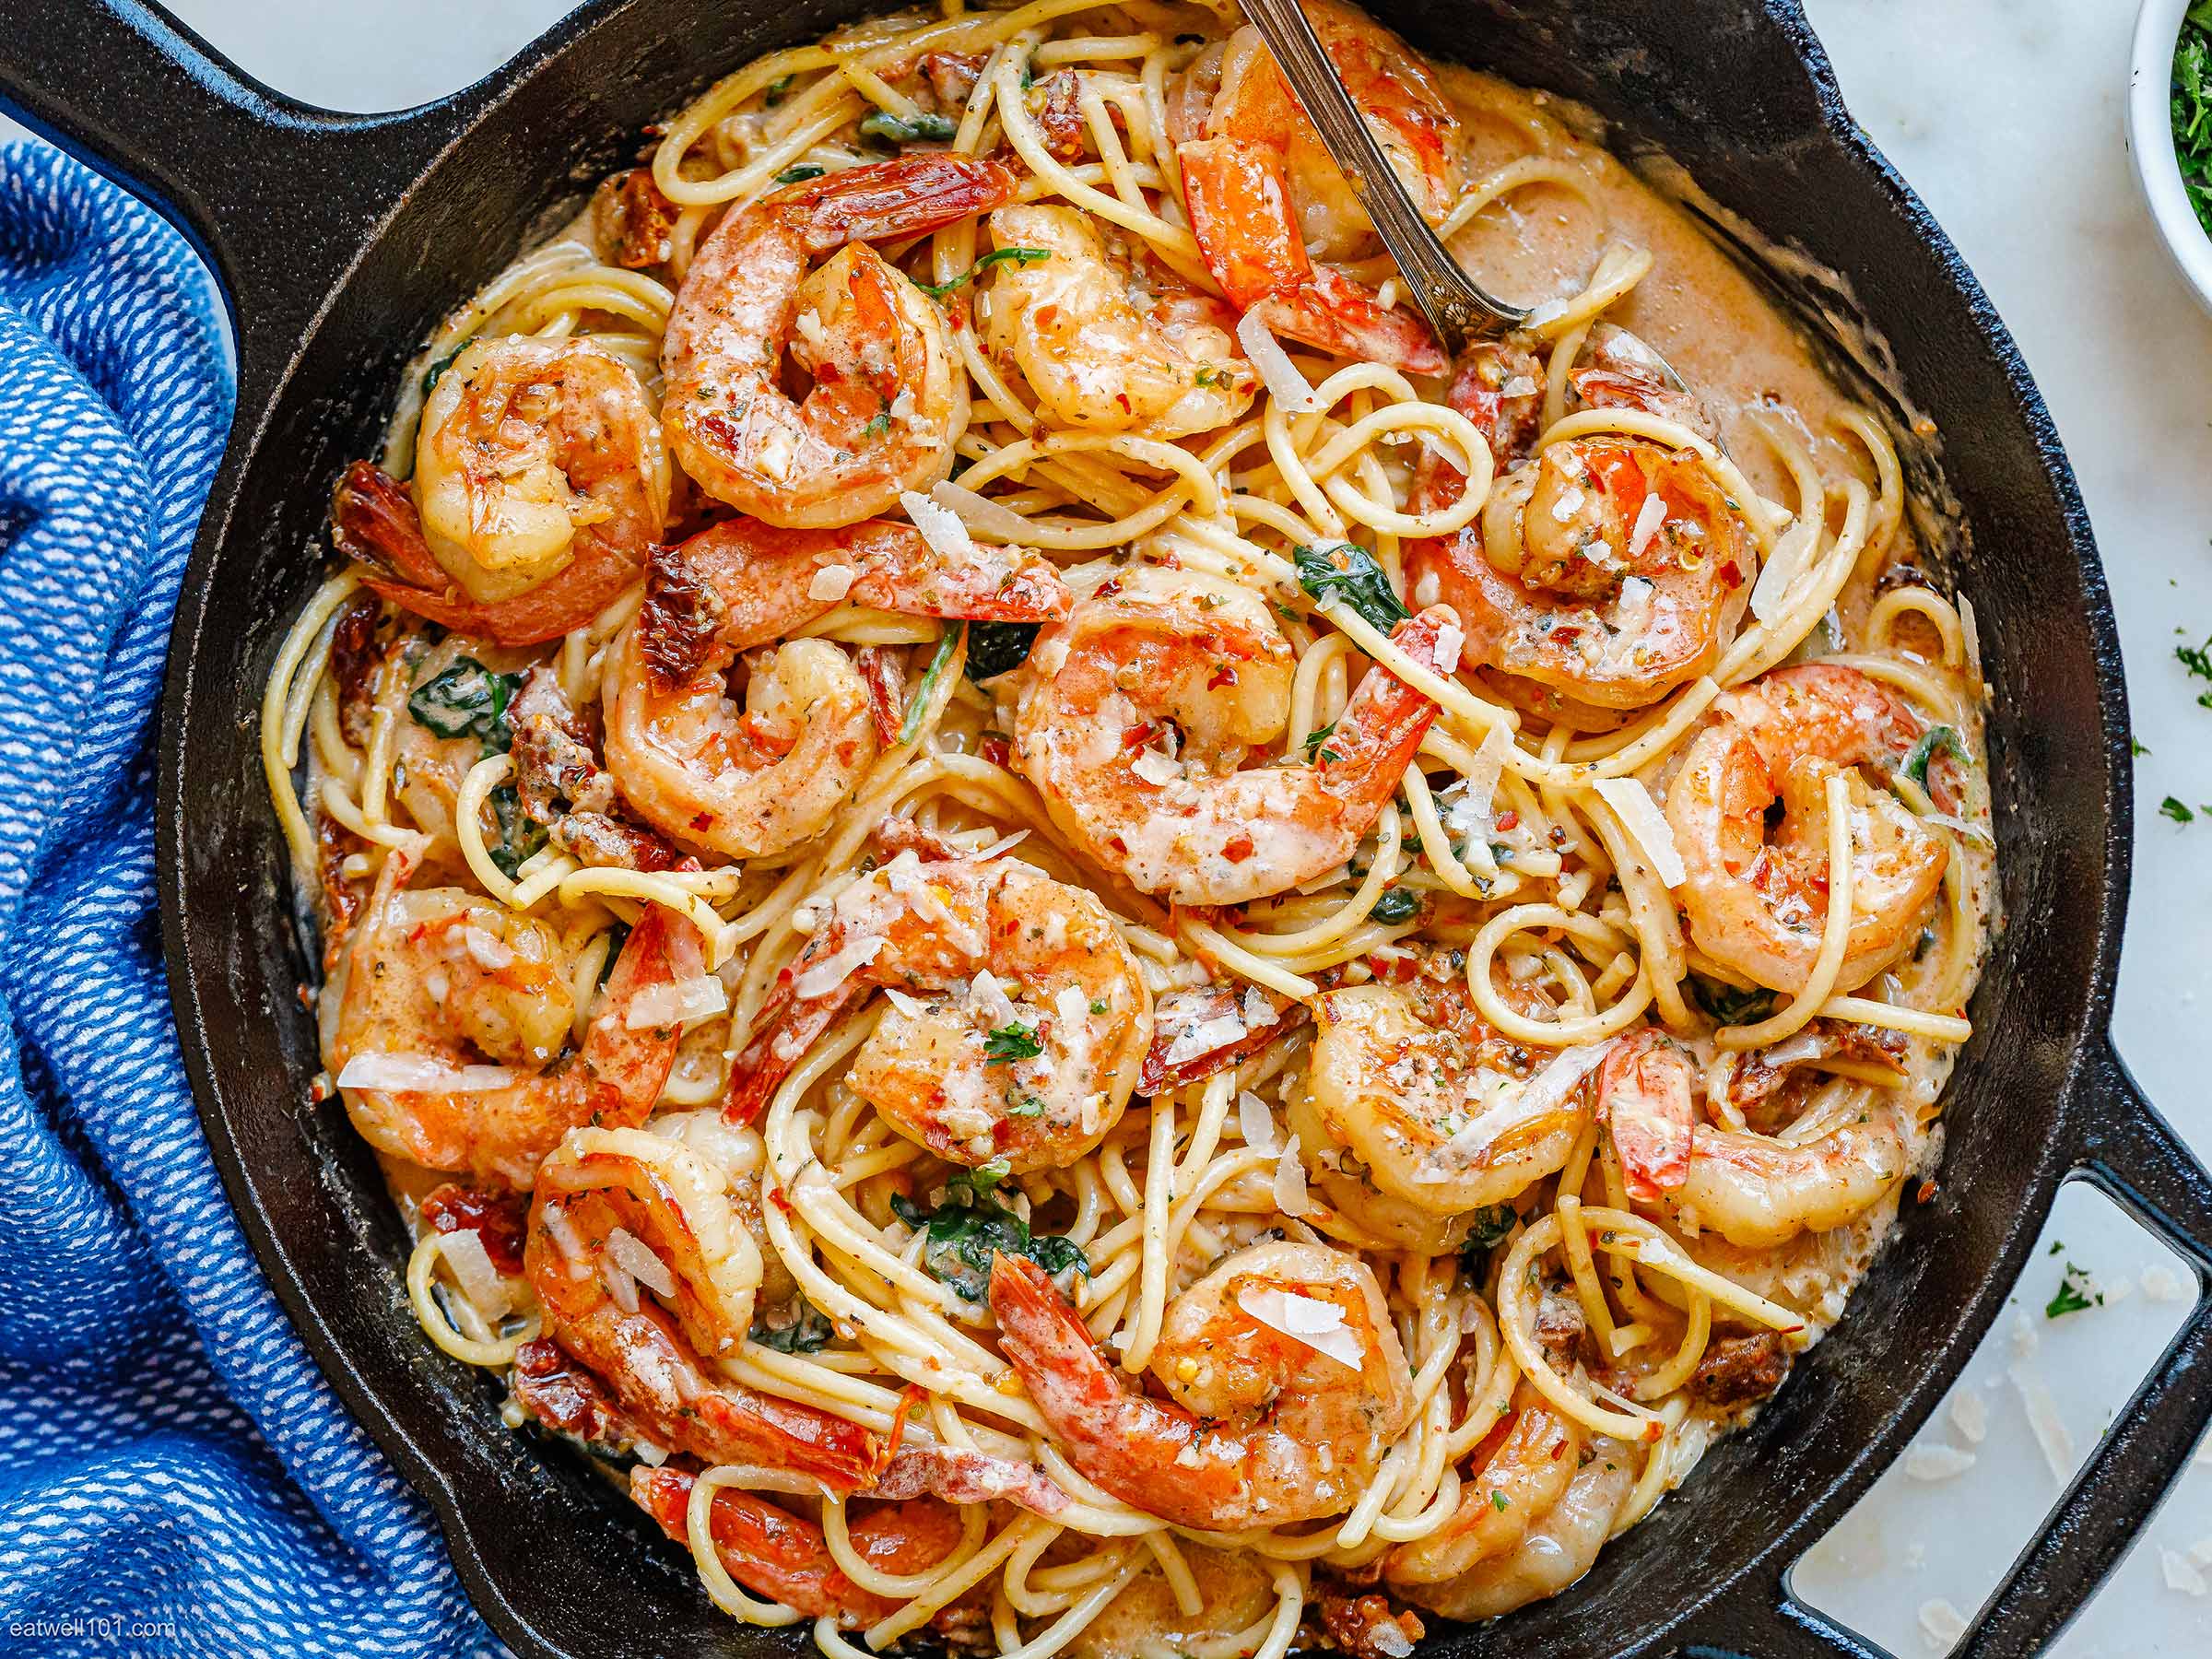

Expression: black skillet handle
xmin=1947 ymin=1037 xmax=2212 ymax=1655
xmin=1689 ymin=1034 xmax=2212 ymax=1658
xmin=0 ymin=0 xmax=486 ymax=401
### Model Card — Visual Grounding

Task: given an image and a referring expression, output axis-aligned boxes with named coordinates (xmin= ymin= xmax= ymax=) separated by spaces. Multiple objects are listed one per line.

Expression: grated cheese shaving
xmin=335 ymin=1053 xmax=521 ymax=1092
xmin=1130 ymin=747 xmax=1181 ymax=787
xmin=2143 ymin=1263 xmax=2188 ymax=1301
xmin=1902 ymin=1442 xmax=1976 ymax=1481
xmin=1273 ymin=1136 xmax=1312 ymax=1218
xmin=1238 ymin=1089 xmax=1282 ymax=1157
xmin=1237 ymin=1286 xmax=1362 ymax=1371
xmin=807 ymin=563 xmax=856 ymax=603
xmin=626 ymin=974 xmax=728 ymax=1030
xmin=901 ymin=488 xmax=979 ymax=565
xmin=2163 ymin=1549 xmax=2210 ymax=1597
xmin=1627 ymin=491 xmax=1667 ymax=561
xmin=793 ymin=934 xmax=887 ymax=1000
xmin=1947 ymin=1389 xmax=1987 ymax=1445
xmin=1235 ymin=310 xmax=1322 ymax=413
xmin=1593 ymin=776 xmax=1687 ymax=888
xmin=608 ymin=1226 xmax=677 ymax=1299
xmin=2006 ymin=1361 xmax=2074 ymax=1485
xmin=932 ymin=478 xmax=1036 ymax=543
xmin=438 ymin=1228 xmax=508 ymax=1315
xmin=884 ymin=987 xmax=933 ymax=1020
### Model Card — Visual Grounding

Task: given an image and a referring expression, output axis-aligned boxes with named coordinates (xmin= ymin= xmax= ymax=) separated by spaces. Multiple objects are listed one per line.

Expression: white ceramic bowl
xmin=2133 ymin=0 xmax=2212 ymax=315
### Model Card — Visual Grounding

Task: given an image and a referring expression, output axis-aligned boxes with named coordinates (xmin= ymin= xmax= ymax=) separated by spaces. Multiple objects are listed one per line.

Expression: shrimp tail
xmin=780 ymin=155 xmax=1022 ymax=255
xmin=988 ymin=1253 xmax=1134 ymax=1443
xmin=631 ymin=1465 xmax=964 ymax=1626
xmin=1317 ymin=606 xmax=1460 ymax=804
xmin=333 ymin=459 xmax=645 ymax=646
xmin=723 ymin=976 xmax=866 ymax=1125
xmin=1177 ymin=138 xmax=1443 ymax=376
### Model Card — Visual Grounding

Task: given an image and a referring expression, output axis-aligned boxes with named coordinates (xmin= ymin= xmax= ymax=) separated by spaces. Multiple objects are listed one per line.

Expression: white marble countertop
xmin=13 ymin=0 xmax=2212 ymax=1652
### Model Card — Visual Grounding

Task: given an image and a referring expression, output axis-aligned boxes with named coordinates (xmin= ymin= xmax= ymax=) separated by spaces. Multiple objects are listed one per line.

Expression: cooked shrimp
xmin=662 ymin=156 xmax=1019 ymax=526
xmin=1012 ymin=565 xmax=1460 ymax=904
xmin=1391 ymin=1428 xmax=1635 ymax=1620
xmin=630 ymin=1465 xmax=965 ymax=1628
xmin=602 ymin=519 xmax=1068 ymax=860
xmin=325 ymin=849 xmax=700 ymax=1187
xmin=1384 ymin=1387 xmax=1577 ymax=1588
xmin=988 ymin=1240 xmax=1415 ymax=1530
xmin=727 ymin=853 xmax=1151 ymax=1171
xmin=1407 ymin=434 xmax=1758 ymax=718
xmin=1601 ymin=1032 xmax=1906 ymax=1248
xmin=982 ymin=204 xmax=1256 ymax=439
xmin=528 ymin=1124 xmax=883 ymax=1487
xmin=1667 ymin=664 xmax=1947 ymax=994
xmin=1175 ymin=0 xmax=1460 ymax=373
xmin=1296 ymin=978 xmax=1586 ymax=1248
xmin=331 ymin=337 xmax=669 ymax=645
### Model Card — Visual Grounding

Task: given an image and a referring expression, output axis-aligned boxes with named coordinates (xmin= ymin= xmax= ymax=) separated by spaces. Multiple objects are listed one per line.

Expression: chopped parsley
xmin=408 ymin=656 xmax=524 ymax=754
xmin=763 ymin=74 xmax=794 ymax=107
xmin=2161 ymin=797 xmax=2196 ymax=824
xmin=2045 ymin=1262 xmax=2100 ymax=1320
xmin=750 ymin=1295 xmax=834 ymax=1353
xmin=966 ymin=619 xmax=1041 ymax=683
xmin=773 ymin=163 xmax=826 ymax=185
xmin=861 ymin=406 xmax=892 ymax=440
xmin=1300 ymin=721 xmax=1342 ymax=764
xmin=1688 ymin=972 xmax=1780 ymax=1027
xmin=1490 ymin=1490 xmax=1510 ymax=1512
xmin=914 ymin=246 xmax=1052 ymax=300
xmin=420 ymin=344 xmax=466 ymax=397
xmin=983 ymin=1023 xmax=1044 ymax=1065
xmin=1293 ymin=543 xmax=1410 ymax=633
xmin=2133 ymin=737 xmax=2151 ymax=757
xmin=2179 ymin=630 xmax=2212 ymax=682
xmin=2176 ymin=6 xmax=2212 ymax=238
xmin=1900 ymin=724 xmax=1967 ymax=793
xmin=890 ymin=1179 xmax=1088 ymax=1305
xmin=1369 ymin=886 xmax=1421 ymax=924
xmin=1458 ymin=1204 xmax=1519 ymax=1275
xmin=1006 ymin=1097 xmax=1046 ymax=1118
xmin=861 ymin=110 xmax=959 ymax=146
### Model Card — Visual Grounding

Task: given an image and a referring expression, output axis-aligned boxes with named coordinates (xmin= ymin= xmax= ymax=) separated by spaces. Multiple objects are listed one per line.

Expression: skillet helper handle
xmin=0 ymin=0 xmax=474 ymax=365
xmin=1949 ymin=1036 xmax=2212 ymax=1656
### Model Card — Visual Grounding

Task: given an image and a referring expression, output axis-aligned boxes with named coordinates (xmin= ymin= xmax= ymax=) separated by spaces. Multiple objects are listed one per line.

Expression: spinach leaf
xmin=898 ymin=624 xmax=965 ymax=745
xmin=1369 ymin=886 xmax=1421 ymax=924
xmin=421 ymin=344 xmax=466 ymax=397
xmin=1899 ymin=724 xmax=1967 ymax=792
xmin=1294 ymin=543 xmax=1410 ymax=632
xmin=486 ymin=784 xmax=548 ymax=878
xmin=890 ymin=1178 xmax=1088 ymax=1306
xmin=1688 ymin=972 xmax=1779 ymax=1026
xmin=750 ymin=1296 xmax=835 ymax=1353
xmin=966 ymin=620 xmax=1040 ymax=682
xmin=861 ymin=110 xmax=959 ymax=146
xmin=774 ymin=163 xmax=826 ymax=185
xmin=408 ymin=656 xmax=524 ymax=753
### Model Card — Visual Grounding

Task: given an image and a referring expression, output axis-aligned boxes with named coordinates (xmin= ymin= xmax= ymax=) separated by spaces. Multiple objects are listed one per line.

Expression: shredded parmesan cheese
xmin=2006 ymin=1361 xmax=2074 ymax=1484
xmin=1917 ymin=1599 xmax=1967 ymax=1650
xmin=626 ymin=974 xmax=728 ymax=1030
xmin=1947 ymin=1389 xmax=1987 ymax=1445
xmin=1238 ymin=1090 xmax=1283 ymax=1156
xmin=1902 ymin=1442 xmax=1976 ymax=1481
xmin=335 ymin=1054 xmax=521 ymax=1092
xmin=1593 ymin=777 xmax=1687 ymax=888
xmin=806 ymin=563 xmax=855 ymax=603
xmin=2164 ymin=1549 xmax=2210 ymax=1597
xmin=901 ymin=488 xmax=979 ymax=565
xmin=1236 ymin=310 xmax=1322 ymax=413
xmin=932 ymin=478 xmax=1036 ymax=543
xmin=1628 ymin=491 xmax=1667 ymax=561
xmin=607 ymin=1227 xmax=676 ymax=1299
xmin=1237 ymin=1286 xmax=1362 ymax=1370
xmin=793 ymin=935 xmax=887 ymax=1000
xmin=437 ymin=1228 xmax=507 ymax=1313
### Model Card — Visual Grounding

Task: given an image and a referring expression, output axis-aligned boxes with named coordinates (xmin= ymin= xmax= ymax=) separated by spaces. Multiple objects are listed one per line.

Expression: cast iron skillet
xmin=5 ymin=1 xmax=2212 ymax=1653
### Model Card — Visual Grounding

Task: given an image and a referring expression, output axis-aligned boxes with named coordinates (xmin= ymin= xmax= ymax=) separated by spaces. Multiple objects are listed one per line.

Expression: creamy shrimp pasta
xmin=263 ymin=0 xmax=1995 ymax=1650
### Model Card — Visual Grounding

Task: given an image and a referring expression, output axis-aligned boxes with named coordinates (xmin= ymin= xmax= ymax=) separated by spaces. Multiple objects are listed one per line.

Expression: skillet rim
xmin=135 ymin=0 xmax=2147 ymax=1653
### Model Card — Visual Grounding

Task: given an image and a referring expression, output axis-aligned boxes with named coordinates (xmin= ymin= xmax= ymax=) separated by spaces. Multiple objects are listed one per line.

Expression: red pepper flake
xmin=1495 ymin=810 xmax=1520 ymax=832
xmin=1095 ymin=577 xmax=1123 ymax=599
xmin=1915 ymin=1178 xmax=1938 ymax=1205
xmin=1122 ymin=722 xmax=1159 ymax=751
xmin=1206 ymin=665 xmax=1238 ymax=689
xmin=690 ymin=811 xmax=715 ymax=830
xmin=980 ymin=735 xmax=1011 ymax=768
xmin=768 ymin=1185 xmax=794 ymax=1216
xmin=874 ymin=1382 xmax=928 ymax=1478
xmin=1717 ymin=560 xmax=1744 ymax=589
xmin=1222 ymin=832 xmax=1254 ymax=864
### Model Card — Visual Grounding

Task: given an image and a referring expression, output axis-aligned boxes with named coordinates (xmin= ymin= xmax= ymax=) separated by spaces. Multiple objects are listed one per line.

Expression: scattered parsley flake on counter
xmin=2161 ymin=797 xmax=2195 ymax=824
xmin=2132 ymin=738 xmax=2151 ymax=757
xmin=2180 ymin=630 xmax=2212 ymax=682
xmin=2045 ymin=1263 xmax=2100 ymax=1319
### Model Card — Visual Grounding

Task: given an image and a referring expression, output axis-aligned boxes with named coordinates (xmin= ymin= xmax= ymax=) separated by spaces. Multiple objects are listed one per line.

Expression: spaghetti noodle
xmin=267 ymin=2 xmax=1994 ymax=1652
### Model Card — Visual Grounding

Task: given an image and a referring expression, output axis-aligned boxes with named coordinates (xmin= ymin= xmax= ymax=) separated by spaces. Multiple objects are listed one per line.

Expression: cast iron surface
xmin=4 ymin=2 xmax=2211 ymax=1654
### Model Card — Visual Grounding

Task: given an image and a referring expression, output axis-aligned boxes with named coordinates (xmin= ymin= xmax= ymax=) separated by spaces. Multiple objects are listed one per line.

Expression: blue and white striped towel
xmin=0 ymin=143 xmax=493 ymax=1659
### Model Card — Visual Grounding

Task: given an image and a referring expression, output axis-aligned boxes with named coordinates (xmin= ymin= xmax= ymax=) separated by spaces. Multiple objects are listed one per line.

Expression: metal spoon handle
xmin=1238 ymin=0 xmax=1528 ymax=356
